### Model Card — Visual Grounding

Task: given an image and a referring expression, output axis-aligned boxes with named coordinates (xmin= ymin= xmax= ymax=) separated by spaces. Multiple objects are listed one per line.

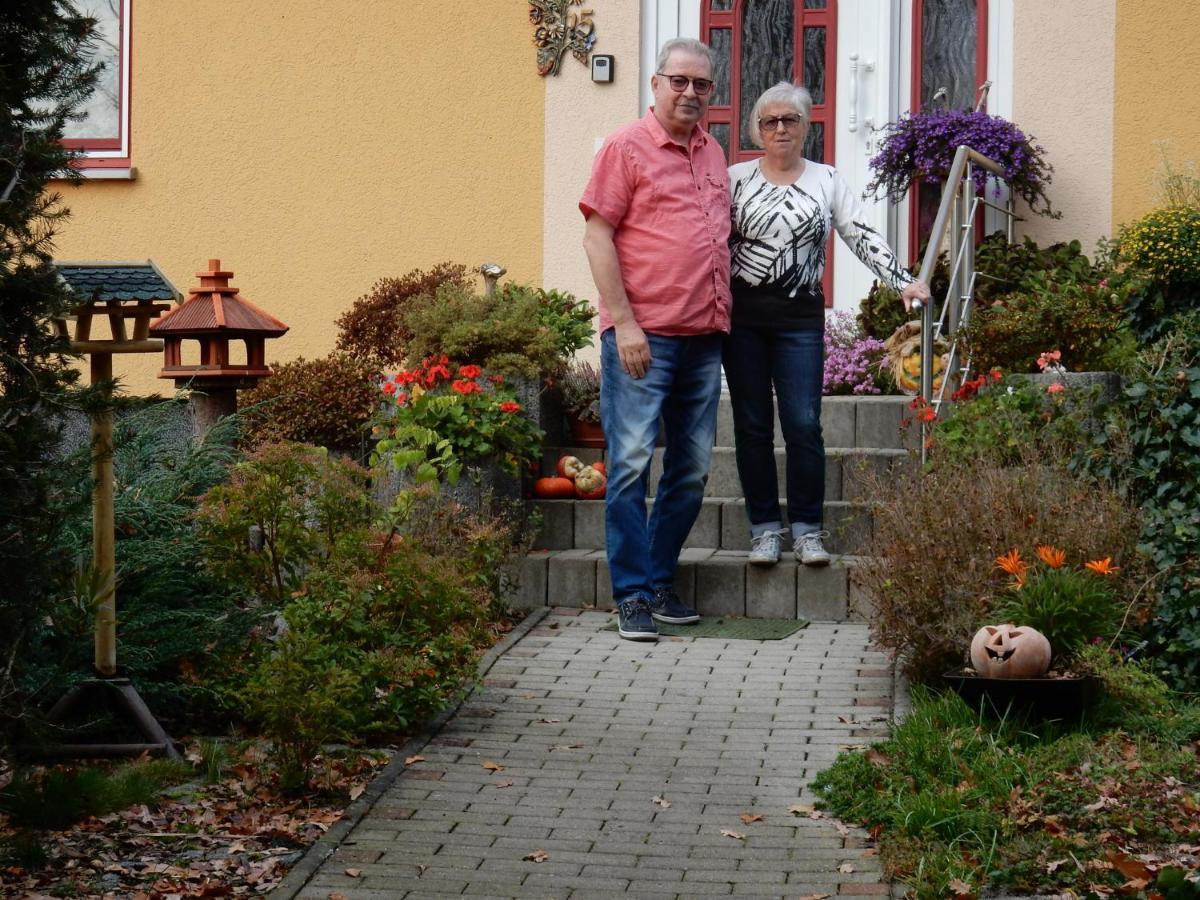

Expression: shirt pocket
xmin=703 ymin=174 xmax=731 ymax=222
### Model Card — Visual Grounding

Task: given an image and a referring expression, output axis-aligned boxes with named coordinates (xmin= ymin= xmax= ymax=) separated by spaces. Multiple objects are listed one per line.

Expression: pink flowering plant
xmin=823 ymin=312 xmax=891 ymax=395
xmin=371 ymin=356 xmax=543 ymax=485
xmin=867 ymin=109 xmax=1057 ymax=218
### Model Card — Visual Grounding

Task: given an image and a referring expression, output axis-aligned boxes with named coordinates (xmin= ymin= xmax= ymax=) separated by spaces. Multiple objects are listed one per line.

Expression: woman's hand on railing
xmin=901 ymin=280 xmax=931 ymax=312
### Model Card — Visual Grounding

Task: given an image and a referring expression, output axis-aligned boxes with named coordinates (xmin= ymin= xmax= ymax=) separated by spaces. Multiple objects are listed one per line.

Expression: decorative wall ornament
xmin=529 ymin=0 xmax=596 ymax=77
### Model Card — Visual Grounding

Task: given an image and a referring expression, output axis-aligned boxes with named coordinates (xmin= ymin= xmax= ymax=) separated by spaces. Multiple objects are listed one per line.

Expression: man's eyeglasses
xmin=759 ymin=115 xmax=804 ymax=132
xmin=657 ymin=73 xmax=715 ymax=96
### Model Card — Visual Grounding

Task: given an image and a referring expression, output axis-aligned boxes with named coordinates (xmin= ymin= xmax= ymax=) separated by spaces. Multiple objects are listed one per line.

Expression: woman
xmin=725 ymin=81 xmax=929 ymax=567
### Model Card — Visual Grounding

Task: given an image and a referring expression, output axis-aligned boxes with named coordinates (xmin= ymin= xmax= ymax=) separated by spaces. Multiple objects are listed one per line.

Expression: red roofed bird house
xmin=150 ymin=259 xmax=288 ymax=434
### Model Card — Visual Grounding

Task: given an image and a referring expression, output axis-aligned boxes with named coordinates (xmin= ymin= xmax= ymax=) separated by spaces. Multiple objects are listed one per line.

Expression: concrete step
xmin=716 ymin=393 xmax=918 ymax=452
xmin=542 ymin=445 xmax=913 ymax=501
xmin=508 ymin=550 xmax=872 ymax=623
xmin=531 ymin=497 xmax=872 ymax=555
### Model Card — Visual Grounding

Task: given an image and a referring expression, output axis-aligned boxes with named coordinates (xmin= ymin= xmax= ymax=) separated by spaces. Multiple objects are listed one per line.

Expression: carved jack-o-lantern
xmin=969 ymin=624 xmax=1052 ymax=679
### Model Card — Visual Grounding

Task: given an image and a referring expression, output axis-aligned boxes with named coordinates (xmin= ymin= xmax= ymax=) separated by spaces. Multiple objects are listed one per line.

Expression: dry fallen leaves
xmin=404 ymin=755 xmax=425 ymax=765
xmin=795 ymin=894 xmax=832 ymax=900
xmin=494 ymin=780 xmax=515 ymax=789
xmin=788 ymin=803 xmax=815 ymax=816
xmin=652 ymin=795 xmax=671 ymax=809
xmin=837 ymin=862 xmax=855 ymax=874
xmin=343 ymin=868 xmax=362 ymax=878
xmin=720 ymin=829 xmax=745 ymax=840
xmin=739 ymin=813 xmax=764 ymax=825
xmin=523 ymin=849 xmax=550 ymax=863
xmin=948 ymin=876 xmax=976 ymax=899
xmin=482 ymin=761 xmax=505 ymax=772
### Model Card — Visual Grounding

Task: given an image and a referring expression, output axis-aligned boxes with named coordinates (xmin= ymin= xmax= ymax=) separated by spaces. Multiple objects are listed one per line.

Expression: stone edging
xmin=270 ymin=606 xmax=551 ymax=898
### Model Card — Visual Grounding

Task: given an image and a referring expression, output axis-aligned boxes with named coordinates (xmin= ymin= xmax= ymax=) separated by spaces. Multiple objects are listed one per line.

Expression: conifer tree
xmin=0 ymin=3 xmax=100 ymax=724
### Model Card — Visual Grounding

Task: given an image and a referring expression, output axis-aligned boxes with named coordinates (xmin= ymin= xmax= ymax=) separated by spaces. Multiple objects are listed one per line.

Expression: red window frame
xmin=64 ymin=0 xmax=132 ymax=171
xmin=702 ymin=0 xmax=838 ymax=167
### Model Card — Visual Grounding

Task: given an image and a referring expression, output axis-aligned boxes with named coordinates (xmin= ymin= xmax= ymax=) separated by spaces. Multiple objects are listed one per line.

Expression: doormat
xmin=602 ymin=617 xmax=808 ymax=640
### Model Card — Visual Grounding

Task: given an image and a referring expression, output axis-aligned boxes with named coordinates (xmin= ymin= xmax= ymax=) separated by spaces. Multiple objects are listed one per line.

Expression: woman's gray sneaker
xmin=794 ymin=530 xmax=831 ymax=566
xmin=748 ymin=530 xmax=785 ymax=566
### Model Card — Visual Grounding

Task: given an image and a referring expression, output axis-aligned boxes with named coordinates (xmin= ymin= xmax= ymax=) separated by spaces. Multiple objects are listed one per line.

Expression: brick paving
xmin=292 ymin=609 xmax=897 ymax=899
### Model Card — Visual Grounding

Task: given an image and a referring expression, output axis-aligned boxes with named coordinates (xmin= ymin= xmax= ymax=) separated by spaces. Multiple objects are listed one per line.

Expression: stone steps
xmin=510 ymin=550 xmax=873 ymax=622
xmin=511 ymin=394 xmax=914 ymax=622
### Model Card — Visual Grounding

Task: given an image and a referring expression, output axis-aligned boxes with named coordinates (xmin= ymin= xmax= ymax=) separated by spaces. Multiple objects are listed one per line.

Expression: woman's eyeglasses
xmin=759 ymin=115 xmax=804 ymax=132
xmin=657 ymin=73 xmax=715 ymax=96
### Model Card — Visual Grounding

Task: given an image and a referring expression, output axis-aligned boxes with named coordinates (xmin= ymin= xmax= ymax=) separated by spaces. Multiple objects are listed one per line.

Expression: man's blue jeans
xmin=723 ymin=325 xmax=825 ymax=530
xmin=600 ymin=329 xmax=723 ymax=602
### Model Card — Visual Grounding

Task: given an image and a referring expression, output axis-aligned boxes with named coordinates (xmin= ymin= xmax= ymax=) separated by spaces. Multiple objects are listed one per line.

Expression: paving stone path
xmin=290 ymin=609 xmax=900 ymax=899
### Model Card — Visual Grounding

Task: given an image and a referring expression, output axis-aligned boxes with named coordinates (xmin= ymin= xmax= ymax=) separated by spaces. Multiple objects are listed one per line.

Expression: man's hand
xmin=614 ymin=320 xmax=651 ymax=379
xmin=901 ymin=280 xmax=932 ymax=312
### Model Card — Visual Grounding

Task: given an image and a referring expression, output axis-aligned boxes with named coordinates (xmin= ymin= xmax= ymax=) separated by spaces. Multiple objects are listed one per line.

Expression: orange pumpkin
xmin=574 ymin=465 xmax=607 ymax=499
xmin=556 ymin=455 xmax=586 ymax=479
xmin=969 ymin=624 xmax=1052 ymax=679
xmin=533 ymin=476 xmax=576 ymax=499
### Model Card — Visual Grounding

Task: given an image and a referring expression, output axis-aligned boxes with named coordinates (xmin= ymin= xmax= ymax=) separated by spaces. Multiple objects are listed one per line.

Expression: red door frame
xmin=907 ymin=0 xmax=989 ymax=262
xmin=701 ymin=0 xmax=839 ymax=306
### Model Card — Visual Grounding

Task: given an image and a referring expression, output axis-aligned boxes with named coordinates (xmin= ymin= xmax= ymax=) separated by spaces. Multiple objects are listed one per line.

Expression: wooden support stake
xmin=91 ymin=352 xmax=117 ymax=677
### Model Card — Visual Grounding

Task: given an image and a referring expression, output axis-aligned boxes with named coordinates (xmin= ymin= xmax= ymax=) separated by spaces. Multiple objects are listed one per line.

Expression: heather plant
xmin=240 ymin=353 xmax=380 ymax=456
xmin=557 ymin=359 xmax=601 ymax=423
xmin=867 ymin=109 xmax=1057 ymax=218
xmin=335 ymin=262 xmax=473 ymax=367
xmin=823 ymin=312 xmax=890 ymax=395
xmin=856 ymin=455 xmax=1142 ymax=683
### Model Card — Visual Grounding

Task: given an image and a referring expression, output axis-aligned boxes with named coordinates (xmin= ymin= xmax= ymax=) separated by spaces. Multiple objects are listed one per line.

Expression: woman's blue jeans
xmin=600 ymin=329 xmax=723 ymax=602
xmin=723 ymin=325 xmax=825 ymax=530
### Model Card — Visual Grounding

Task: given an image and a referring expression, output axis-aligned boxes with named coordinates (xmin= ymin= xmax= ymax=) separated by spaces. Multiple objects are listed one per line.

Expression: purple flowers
xmin=824 ymin=313 xmax=887 ymax=395
xmin=867 ymin=109 xmax=1056 ymax=218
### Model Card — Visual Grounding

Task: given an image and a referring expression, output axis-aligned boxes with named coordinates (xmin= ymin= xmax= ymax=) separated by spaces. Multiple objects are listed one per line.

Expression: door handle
xmin=847 ymin=53 xmax=875 ymax=134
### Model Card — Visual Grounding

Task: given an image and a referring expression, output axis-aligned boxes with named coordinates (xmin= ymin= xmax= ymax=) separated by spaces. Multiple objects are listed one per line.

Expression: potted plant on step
xmin=558 ymin=360 xmax=603 ymax=447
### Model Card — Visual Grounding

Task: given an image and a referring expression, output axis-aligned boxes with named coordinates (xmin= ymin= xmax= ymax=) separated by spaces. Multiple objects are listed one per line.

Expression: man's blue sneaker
xmin=617 ymin=596 xmax=658 ymax=641
xmin=649 ymin=587 xmax=700 ymax=624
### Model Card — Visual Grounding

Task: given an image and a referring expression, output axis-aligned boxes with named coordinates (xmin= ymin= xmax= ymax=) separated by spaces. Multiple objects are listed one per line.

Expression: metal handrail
xmin=910 ymin=145 xmax=1018 ymax=461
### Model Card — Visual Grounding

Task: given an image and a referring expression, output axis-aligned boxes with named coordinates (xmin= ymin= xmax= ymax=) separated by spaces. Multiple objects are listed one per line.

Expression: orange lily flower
xmin=1085 ymin=557 xmax=1120 ymax=576
xmin=1035 ymin=545 xmax=1067 ymax=569
xmin=995 ymin=549 xmax=1029 ymax=578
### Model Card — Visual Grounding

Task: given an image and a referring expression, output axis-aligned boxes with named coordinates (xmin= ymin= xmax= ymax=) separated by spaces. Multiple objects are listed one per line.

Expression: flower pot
xmin=943 ymin=669 xmax=1097 ymax=722
xmin=568 ymin=415 xmax=605 ymax=448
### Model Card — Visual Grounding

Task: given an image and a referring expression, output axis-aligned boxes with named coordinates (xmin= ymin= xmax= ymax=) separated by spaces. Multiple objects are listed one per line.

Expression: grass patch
xmin=0 ymin=757 xmax=192 ymax=831
xmin=812 ymin=680 xmax=1200 ymax=898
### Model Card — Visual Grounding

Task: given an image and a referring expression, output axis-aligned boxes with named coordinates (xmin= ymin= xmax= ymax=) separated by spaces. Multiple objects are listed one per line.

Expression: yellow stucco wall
xmin=542 ymin=0 xmax=643 ymax=369
xmin=1112 ymin=0 xmax=1200 ymax=229
xmin=55 ymin=2 xmax=545 ymax=396
xmin=1011 ymin=0 xmax=1115 ymax=250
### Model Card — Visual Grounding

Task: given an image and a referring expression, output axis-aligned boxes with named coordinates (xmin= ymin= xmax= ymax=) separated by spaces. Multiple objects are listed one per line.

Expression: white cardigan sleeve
xmin=829 ymin=169 xmax=916 ymax=292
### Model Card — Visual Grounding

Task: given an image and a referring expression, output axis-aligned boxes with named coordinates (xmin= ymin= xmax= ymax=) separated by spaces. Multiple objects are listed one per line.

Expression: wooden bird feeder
xmin=48 ymin=261 xmax=182 ymax=759
xmin=150 ymin=259 xmax=288 ymax=435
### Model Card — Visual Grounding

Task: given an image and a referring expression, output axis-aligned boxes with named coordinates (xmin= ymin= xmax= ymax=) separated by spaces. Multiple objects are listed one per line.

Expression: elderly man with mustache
xmin=580 ymin=37 xmax=731 ymax=642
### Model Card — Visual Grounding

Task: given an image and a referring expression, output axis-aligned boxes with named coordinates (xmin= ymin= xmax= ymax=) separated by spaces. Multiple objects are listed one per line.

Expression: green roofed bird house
xmin=150 ymin=259 xmax=288 ymax=437
xmin=50 ymin=260 xmax=182 ymax=758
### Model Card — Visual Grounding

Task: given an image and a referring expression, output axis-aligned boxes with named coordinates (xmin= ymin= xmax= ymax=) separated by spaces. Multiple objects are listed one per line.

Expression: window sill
xmin=52 ymin=166 xmax=137 ymax=182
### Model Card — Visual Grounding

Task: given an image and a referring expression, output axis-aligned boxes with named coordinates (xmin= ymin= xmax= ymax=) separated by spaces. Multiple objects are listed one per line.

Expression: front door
xmin=693 ymin=0 xmax=992 ymax=313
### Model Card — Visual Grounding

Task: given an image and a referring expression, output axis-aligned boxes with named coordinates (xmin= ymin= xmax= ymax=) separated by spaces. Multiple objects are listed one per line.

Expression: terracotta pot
xmin=568 ymin=415 xmax=605 ymax=448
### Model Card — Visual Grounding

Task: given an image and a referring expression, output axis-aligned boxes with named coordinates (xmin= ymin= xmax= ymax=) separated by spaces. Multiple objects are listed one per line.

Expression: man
xmin=580 ymin=38 xmax=730 ymax=642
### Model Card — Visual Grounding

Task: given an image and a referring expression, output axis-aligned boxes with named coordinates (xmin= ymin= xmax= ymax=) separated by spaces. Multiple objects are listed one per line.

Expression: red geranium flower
xmin=458 ymin=364 xmax=482 ymax=379
xmin=451 ymin=379 xmax=482 ymax=395
xmin=382 ymin=382 xmax=396 ymax=395
xmin=498 ymin=401 xmax=521 ymax=413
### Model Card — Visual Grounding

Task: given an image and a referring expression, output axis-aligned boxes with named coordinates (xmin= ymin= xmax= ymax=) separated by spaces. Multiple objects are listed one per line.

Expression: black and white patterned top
xmin=729 ymin=159 xmax=914 ymax=328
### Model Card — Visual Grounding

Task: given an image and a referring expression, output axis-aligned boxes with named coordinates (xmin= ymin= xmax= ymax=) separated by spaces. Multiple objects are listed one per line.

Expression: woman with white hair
xmin=725 ymin=81 xmax=930 ymax=567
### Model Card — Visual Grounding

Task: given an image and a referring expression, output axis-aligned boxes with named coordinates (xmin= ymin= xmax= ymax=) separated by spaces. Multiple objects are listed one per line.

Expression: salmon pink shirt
xmin=580 ymin=110 xmax=732 ymax=337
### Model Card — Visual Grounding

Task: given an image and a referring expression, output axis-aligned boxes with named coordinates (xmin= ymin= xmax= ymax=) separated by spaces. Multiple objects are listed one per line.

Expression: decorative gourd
xmin=969 ymin=624 xmax=1052 ymax=679
xmin=574 ymin=465 xmax=607 ymax=499
xmin=590 ymin=461 xmax=606 ymax=477
xmin=556 ymin=455 xmax=586 ymax=480
xmin=533 ymin=476 xmax=576 ymax=499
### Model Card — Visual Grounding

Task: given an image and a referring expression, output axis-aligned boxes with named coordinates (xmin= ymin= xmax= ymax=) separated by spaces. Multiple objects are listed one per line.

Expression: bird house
xmin=150 ymin=259 xmax=288 ymax=390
